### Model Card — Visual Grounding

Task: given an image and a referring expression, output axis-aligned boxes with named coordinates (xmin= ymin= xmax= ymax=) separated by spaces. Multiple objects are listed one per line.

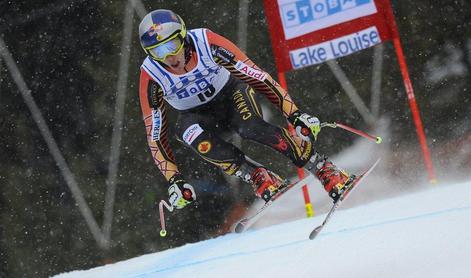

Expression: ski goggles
xmin=145 ymin=33 xmax=185 ymax=61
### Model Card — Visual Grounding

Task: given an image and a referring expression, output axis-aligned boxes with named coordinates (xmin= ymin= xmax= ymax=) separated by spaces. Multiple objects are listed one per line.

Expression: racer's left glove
xmin=168 ymin=174 xmax=196 ymax=209
xmin=288 ymin=111 xmax=321 ymax=142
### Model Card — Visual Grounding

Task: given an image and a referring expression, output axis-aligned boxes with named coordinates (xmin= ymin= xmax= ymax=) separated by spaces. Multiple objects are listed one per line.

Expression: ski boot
xmin=306 ymin=153 xmax=355 ymax=202
xmin=235 ymin=161 xmax=287 ymax=202
xmin=251 ymin=167 xmax=287 ymax=202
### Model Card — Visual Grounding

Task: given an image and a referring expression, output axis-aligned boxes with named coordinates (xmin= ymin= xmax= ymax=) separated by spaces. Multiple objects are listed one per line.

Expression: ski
xmin=308 ymin=158 xmax=381 ymax=240
xmin=234 ymin=174 xmax=316 ymax=233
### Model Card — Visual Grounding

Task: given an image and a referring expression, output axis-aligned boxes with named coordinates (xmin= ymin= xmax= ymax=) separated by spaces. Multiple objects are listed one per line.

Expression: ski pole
xmin=159 ymin=200 xmax=174 ymax=237
xmin=321 ymin=122 xmax=383 ymax=144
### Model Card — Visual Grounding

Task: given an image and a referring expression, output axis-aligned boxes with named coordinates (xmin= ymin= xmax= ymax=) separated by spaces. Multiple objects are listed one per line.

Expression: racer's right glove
xmin=288 ymin=111 xmax=321 ymax=142
xmin=168 ymin=173 xmax=196 ymax=209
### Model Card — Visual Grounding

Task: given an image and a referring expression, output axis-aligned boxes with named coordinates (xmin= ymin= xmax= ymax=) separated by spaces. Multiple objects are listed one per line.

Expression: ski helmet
xmin=139 ymin=9 xmax=187 ymax=61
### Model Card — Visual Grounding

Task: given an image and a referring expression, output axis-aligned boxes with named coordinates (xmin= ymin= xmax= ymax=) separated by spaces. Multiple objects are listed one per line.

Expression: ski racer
xmin=138 ymin=9 xmax=353 ymax=210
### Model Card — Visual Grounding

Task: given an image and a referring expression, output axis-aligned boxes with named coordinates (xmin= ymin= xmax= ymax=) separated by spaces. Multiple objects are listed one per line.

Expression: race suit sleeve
xmin=206 ymin=29 xmax=299 ymax=118
xmin=139 ymin=69 xmax=180 ymax=182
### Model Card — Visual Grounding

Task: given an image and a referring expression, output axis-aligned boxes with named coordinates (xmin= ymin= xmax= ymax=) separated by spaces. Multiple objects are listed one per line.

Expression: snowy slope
xmin=53 ymin=181 xmax=471 ymax=278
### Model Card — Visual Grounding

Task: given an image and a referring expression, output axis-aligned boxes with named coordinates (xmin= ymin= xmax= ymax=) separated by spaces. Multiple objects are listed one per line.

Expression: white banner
xmin=289 ymin=26 xmax=381 ymax=69
xmin=279 ymin=0 xmax=377 ymax=39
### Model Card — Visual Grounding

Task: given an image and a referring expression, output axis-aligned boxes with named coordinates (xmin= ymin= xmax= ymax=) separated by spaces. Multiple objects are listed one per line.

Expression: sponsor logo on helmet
xmin=148 ymin=23 xmax=163 ymax=37
xmin=197 ymin=141 xmax=212 ymax=154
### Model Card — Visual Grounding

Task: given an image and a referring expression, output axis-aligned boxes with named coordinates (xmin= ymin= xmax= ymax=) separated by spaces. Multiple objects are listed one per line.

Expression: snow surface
xmin=53 ymin=180 xmax=471 ymax=278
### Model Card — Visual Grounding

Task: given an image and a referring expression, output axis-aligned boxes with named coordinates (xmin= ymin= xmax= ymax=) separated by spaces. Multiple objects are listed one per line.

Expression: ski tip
xmin=234 ymin=222 xmax=246 ymax=233
xmin=309 ymin=230 xmax=319 ymax=240
xmin=309 ymin=227 xmax=321 ymax=240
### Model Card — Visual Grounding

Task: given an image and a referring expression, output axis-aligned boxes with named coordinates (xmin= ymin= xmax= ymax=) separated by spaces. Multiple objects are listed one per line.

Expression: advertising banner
xmin=263 ymin=0 xmax=437 ymax=182
xmin=264 ymin=0 xmax=394 ymax=72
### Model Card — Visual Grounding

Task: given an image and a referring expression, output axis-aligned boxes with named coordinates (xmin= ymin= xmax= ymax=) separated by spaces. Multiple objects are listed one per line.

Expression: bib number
xmin=175 ymin=78 xmax=215 ymax=103
xmin=197 ymin=84 xmax=215 ymax=102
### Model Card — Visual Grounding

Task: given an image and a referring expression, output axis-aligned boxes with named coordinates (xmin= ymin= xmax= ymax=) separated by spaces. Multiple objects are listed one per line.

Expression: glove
xmin=168 ymin=174 xmax=196 ymax=209
xmin=288 ymin=111 xmax=321 ymax=142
